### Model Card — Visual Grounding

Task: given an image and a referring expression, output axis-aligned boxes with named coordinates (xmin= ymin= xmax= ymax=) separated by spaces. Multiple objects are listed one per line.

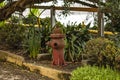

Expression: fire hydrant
xmin=46 ymin=26 xmax=66 ymax=66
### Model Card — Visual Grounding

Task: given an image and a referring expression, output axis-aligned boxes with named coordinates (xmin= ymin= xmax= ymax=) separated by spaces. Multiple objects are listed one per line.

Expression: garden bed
xmin=0 ymin=50 xmax=82 ymax=80
xmin=0 ymin=48 xmax=82 ymax=72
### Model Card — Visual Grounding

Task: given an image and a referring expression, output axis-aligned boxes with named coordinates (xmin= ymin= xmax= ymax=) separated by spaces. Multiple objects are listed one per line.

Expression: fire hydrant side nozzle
xmin=46 ymin=25 xmax=66 ymax=66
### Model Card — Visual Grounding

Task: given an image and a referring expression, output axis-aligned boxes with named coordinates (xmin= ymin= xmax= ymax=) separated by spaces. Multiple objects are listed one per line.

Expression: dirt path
xmin=0 ymin=61 xmax=53 ymax=80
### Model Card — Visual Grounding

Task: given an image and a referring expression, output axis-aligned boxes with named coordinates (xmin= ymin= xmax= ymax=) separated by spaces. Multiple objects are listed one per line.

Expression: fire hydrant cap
xmin=50 ymin=26 xmax=65 ymax=38
xmin=52 ymin=26 xmax=63 ymax=34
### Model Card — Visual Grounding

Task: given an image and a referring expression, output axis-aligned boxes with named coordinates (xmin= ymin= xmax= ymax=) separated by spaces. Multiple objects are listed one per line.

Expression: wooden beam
xmin=51 ymin=6 xmax=56 ymax=27
xmin=27 ymin=5 xmax=98 ymax=12
xmin=55 ymin=7 xmax=98 ymax=12
xmin=27 ymin=5 xmax=51 ymax=9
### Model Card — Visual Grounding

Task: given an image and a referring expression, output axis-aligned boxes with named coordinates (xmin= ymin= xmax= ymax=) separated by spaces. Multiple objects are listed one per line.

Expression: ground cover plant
xmin=70 ymin=66 xmax=120 ymax=80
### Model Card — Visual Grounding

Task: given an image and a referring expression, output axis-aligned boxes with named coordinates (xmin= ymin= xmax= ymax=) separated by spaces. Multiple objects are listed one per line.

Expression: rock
xmin=37 ymin=53 xmax=51 ymax=61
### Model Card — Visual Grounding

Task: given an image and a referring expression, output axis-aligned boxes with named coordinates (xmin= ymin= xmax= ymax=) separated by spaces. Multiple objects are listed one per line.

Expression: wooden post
xmin=101 ymin=13 xmax=104 ymax=37
xmin=50 ymin=6 xmax=56 ymax=28
xmin=98 ymin=2 xmax=104 ymax=37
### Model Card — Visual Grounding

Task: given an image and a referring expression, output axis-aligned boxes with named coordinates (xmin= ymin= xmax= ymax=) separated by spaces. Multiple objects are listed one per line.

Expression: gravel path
xmin=0 ymin=61 xmax=53 ymax=80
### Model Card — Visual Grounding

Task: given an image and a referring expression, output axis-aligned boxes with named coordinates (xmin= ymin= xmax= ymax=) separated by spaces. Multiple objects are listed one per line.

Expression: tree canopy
xmin=0 ymin=0 xmax=101 ymax=21
xmin=104 ymin=0 xmax=120 ymax=32
xmin=0 ymin=0 xmax=120 ymax=32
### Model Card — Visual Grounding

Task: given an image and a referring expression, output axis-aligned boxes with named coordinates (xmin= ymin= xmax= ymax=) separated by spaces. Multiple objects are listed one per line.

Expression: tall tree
xmin=0 ymin=0 xmax=100 ymax=21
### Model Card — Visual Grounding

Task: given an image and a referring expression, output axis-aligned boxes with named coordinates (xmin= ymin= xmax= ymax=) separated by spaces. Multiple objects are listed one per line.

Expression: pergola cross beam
xmin=27 ymin=5 xmax=98 ymax=12
xmin=26 ymin=5 xmax=104 ymax=37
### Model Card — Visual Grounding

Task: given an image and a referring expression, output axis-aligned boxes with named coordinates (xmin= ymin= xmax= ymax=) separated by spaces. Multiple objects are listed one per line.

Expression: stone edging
xmin=0 ymin=50 xmax=71 ymax=80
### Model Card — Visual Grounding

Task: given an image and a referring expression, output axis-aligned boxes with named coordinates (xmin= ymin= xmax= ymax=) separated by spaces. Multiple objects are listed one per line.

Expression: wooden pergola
xmin=27 ymin=5 xmax=104 ymax=37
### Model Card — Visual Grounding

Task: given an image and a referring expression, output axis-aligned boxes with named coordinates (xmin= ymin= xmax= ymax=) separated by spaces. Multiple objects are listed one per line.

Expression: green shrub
xmin=71 ymin=66 xmax=120 ymax=80
xmin=108 ymin=33 xmax=120 ymax=48
xmin=83 ymin=38 xmax=120 ymax=68
xmin=0 ymin=23 xmax=26 ymax=49
xmin=107 ymin=33 xmax=120 ymax=70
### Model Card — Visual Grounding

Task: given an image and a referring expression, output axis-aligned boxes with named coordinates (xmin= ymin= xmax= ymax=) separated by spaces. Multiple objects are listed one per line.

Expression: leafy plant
xmin=0 ymin=23 xmax=26 ymax=49
xmin=83 ymin=38 xmax=120 ymax=68
xmin=22 ymin=17 xmax=52 ymax=58
xmin=10 ymin=16 xmax=20 ymax=23
xmin=103 ymin=0 xmax=120 ymax=32
xmin=23 ymin=26 xmax=41 ymax=58
xmin=108 ymin=33 xmax=120 ymax=48
xmin=21 ymin=7 xmax=52 ymax=57
xmin=23 ymin=8 xmax=40 ymax=25
xmin=71 ymin=66 xmax=120 ymax=80
xmin=0 ymin=1 xmax=5 ymax=8
xmin=39 ymin=17 xmax=51 ymax=53
xmin=107 ymin=33 xmax=120 ymax=70
xmin=63 ymin=22 xmax=91 ymax=62
xmin=0 ymin=21 xmax=5 ymax=27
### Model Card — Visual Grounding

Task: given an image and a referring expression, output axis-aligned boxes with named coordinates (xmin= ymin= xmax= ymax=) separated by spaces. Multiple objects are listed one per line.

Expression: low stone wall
xmin=0 ymin=50 xmax=71 ymax=80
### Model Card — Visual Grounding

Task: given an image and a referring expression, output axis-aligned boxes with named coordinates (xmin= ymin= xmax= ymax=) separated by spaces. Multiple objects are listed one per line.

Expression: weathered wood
xmin=55 ymin=7 xmax=98 ymax=12
xmin=51 ymin=6 xmax=56 ymax=27
xmin=29 ymin=5 xmax=98 ymax=12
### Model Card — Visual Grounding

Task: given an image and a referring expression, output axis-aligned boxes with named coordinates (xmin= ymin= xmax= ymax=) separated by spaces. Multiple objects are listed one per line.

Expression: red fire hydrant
xmin=46 ymin=26 xmax=66 ymax=66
